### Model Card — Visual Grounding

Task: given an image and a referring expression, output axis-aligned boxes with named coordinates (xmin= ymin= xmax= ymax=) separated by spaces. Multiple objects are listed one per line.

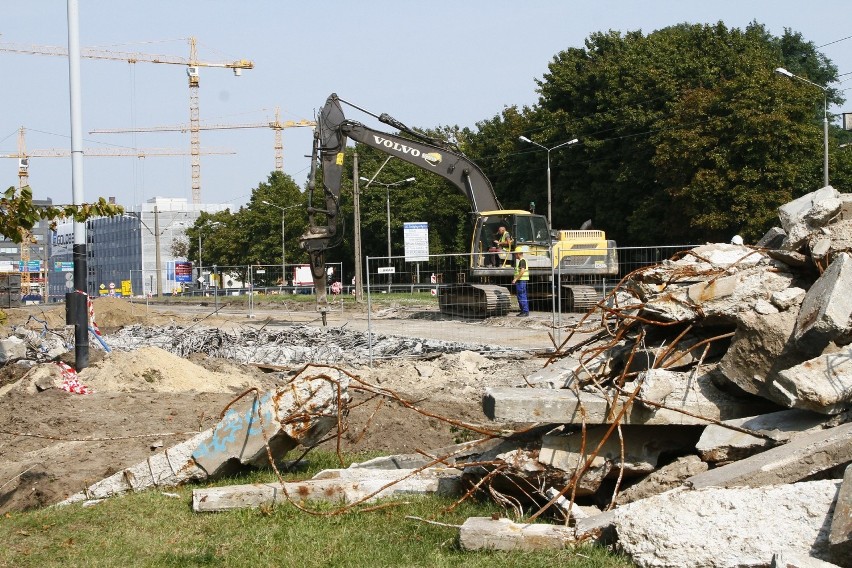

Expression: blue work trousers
xmin=516 ymin=280 xmax=529 ymax=314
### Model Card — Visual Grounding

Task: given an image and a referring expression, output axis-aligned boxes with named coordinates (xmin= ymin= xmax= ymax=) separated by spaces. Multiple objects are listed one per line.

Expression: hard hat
xmin=516 ymin=245 xmax=530 ymax=253
xmin=730 ymin=235 xmax=744 ymax=246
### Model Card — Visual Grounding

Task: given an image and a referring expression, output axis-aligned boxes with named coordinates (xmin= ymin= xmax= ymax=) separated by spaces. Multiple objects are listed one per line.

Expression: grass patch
xmin=0 ymin=451 xmax=632 ymax=568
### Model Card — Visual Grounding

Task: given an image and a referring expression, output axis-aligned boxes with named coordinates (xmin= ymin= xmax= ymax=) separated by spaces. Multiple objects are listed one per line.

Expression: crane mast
xmin=0 ymin=37 xmax=253 ymax=204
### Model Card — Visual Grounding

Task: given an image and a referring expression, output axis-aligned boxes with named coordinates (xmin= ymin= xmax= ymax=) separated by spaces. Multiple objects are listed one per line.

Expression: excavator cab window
xmin=513 ymin=214 xmax=550 ymax=246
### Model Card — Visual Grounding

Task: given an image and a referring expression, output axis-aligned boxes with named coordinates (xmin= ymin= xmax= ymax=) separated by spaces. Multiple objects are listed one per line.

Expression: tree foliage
xmin=1 ymin=185 xmax=124 ymax=242
xmin=185 ymin=171 xmax=308 ymax=284
xmin=466 ymin=22 xmax=850 ymax=245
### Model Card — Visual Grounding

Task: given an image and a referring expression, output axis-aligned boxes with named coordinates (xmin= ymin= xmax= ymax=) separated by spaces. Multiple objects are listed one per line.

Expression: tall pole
xmin=546 ymin=150 xmax=553 ymax=231
xmin=67 ymin=0 xmax=88 ymax=370
xmin=386 ymin=185 xmax=392 ymax=263
xmin=280 ymin=208 xmax=286 ymax=280
xmin=353 ymin=152 xmax=364 ymax=302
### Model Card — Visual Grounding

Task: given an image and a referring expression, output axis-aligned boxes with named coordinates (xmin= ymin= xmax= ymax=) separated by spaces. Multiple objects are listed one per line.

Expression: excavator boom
xmin=301 ymin=93 xmax=509 ymax=320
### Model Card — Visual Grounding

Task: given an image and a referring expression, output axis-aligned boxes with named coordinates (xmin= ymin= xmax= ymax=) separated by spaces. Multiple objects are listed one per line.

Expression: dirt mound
xmin=77 ymin=346 xmax=273 ymax=393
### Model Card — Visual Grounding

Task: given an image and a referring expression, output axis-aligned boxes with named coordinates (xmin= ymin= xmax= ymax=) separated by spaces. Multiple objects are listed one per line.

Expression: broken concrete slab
xmin=696 ymin=409 xmax=841 ymax=463
xmin=614 ymin=480 xmax=841 ymax=568
xmin=841 ymin=194 xmax=852 ymax=221
xmin=484 ymin=368 xmax=780 ymax=425
xmin=519 ymin=356 xmax=584 ymax=389
xmin=191 ymin=369 xmax=350 ymax=476
xmin=719 ymin=307 xmax=802 ymax=401
xmin=756 ymin=226 xmax=787 ymax=250
xmin=794 ymin=252 xmax=852 ymax=355
xmin=815 ymin=219 xmax=852 ymax=260
xmin=687 ymin=421 xmax=852 ymax=489
xmin=768 ymin=248 xmax=813 ymax=269
xmin=772 ymin=287 xmax=807 ymax=311
xmin=829 ymin=464 xmax=852 ymax=567
xmin=641 ymin=268 xmax=794 ymax=324
xmin=61 ymin=427 xmax=214 ymax=506
xmin=192 ymin=467 xmax=462 ymax=512
xmin=779 ymin=186 xmax=841 ymax=251
xmin=539 ymin=425 xmax=701 ymax=482
xmin=0 ymin=335 xmax=26 ymax=363
xmin=458 ymin=516 xmax=574 ymax=551
xmin=61 ymin=369 xmax=350 ymax=505
xmin=614 ymin=455 xmax=708 ymax=505
xmin=772 ymin=347 xmax=852 ymax=415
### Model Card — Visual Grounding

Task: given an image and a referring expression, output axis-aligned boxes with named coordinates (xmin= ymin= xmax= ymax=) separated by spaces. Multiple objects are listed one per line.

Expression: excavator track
xmin=562 ymin=284 xmax=601 ymax=313
xmin=437 ymin=284 xmax=511 ymax=318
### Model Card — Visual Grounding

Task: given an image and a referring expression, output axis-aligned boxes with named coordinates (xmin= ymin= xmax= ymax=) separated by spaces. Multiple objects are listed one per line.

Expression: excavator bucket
xmin=437 ymin=283 xmax=511 ymax=318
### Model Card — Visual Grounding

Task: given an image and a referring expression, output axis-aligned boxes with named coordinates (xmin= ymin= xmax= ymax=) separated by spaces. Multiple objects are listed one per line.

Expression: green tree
xmin=187 ymin=171 xmax=307 ymax=285
xmin=466 ymin=22 xmax=845 ymax=245
xmin=1 ymin=185 xmax=124 ymax=242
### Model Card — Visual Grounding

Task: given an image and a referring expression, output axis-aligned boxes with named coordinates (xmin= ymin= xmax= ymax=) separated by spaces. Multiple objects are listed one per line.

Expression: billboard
xmin=174 ymin=261 xmax=194 ymax=283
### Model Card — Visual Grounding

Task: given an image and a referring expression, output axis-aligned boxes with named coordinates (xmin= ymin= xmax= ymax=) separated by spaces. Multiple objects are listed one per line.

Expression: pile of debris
xmin=473 ymin=186 xmax=852 ymax=567
xmin=107 ymin=324 xmax=510 ymax=365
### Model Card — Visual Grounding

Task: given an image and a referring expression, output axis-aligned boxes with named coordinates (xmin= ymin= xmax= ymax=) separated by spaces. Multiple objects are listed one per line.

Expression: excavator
xmin=299 ymin=93 xmax=616 ymax=323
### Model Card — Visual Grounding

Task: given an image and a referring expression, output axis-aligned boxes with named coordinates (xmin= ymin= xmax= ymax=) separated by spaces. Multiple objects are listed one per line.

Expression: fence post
xmin=366 ymin=256 xmax=374 ymax=367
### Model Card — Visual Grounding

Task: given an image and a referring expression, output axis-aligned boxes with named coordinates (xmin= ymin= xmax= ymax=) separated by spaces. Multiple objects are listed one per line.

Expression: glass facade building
xmin=48 ymin=197 xmax=229 ymax=301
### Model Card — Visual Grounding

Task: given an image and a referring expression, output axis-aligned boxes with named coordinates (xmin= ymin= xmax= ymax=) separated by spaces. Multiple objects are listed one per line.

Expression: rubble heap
xmin=475 ymin=186 xmax=852 ymax=567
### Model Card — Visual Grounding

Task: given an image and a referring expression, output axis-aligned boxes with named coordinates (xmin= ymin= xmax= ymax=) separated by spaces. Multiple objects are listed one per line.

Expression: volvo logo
xmin=372 ymin=135 xmax=441 ymax=167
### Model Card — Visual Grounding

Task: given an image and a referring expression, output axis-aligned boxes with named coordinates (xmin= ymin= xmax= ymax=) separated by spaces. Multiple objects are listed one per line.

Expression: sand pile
xmin=78 ymin=346 xmax=271 ymax=393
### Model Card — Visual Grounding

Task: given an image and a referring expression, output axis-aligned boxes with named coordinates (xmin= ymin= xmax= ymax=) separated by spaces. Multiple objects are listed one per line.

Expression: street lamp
xmin=359 ymin=176 xmax=416 ymax=262
xmin=518 ymin=136 xmax=579 ymax=229
xmin=261 ymin=200 xmax=302 ymax=284
xmin=775 ymin=67 xmax=830 ymax=187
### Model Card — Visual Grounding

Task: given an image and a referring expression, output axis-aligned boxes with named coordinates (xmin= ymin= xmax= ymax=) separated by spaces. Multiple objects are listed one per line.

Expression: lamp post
xmin=518 ymin=136 xmax=579 ymax=229
xmin=261 ymin=201 xmax=301 ymax=285
xmin=359 ymin=176 xmax=416 ymax=262
xmin=775 ymin=67 xmax=830 ymax=187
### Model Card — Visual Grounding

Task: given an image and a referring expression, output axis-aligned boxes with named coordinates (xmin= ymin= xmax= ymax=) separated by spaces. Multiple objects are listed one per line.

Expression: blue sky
xmin=2 ymin=1 xmax=851 ymax=210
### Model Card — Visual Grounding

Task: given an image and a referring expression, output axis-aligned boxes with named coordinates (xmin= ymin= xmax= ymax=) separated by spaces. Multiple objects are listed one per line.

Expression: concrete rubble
xmin=60 ymin=366 xmax=350 ymax=506
xmin=463 ymin=186 xmax=852 ymax=567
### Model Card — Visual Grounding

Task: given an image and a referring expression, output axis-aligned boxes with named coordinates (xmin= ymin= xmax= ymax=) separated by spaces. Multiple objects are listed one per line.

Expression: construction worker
xmin=488 ymin=225 xmax=512 ymax=267
xmin=512 ymin=245 xmax=530 ymax=317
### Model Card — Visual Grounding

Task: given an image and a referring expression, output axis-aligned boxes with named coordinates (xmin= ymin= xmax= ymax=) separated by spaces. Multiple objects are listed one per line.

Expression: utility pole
xmin=353 ymin=151 xmax=364 ymax=302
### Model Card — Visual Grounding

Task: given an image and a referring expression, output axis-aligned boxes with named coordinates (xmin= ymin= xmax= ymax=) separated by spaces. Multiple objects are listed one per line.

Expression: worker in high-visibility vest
xmin=512 ymin=245 xmax=530 ymax=317
xmin=488 ymin=226 xmax=512 ymax=267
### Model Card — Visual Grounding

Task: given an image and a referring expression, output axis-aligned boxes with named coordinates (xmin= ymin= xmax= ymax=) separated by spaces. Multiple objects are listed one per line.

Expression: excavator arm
xmin=301 ymin=93 xmax=503 ymax=321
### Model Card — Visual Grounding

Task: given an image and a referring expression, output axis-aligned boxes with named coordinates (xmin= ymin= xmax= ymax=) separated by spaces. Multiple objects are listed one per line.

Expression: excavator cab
xmin=471 ymin=211 xmax=551 ymax=271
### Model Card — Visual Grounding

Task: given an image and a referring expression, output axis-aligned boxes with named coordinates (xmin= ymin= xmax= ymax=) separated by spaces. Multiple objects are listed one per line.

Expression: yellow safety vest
xmin=514 ymin=257 xmax=529 ymax=281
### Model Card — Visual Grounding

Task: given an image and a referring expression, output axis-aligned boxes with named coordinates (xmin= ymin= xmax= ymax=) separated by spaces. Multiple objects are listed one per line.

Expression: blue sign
xmin=174 ymin=261 xmax=193 ymax=283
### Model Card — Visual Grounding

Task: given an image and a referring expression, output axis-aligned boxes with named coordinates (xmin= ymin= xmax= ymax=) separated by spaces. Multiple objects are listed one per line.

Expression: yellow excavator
xmin=300 ymin=94 xmax=616 ymax=321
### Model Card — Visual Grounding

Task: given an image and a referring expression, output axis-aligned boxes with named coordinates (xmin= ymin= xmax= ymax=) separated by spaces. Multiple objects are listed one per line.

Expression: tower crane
xmin=0 ymin=37 xmax=253 ymax=204
xmin=1 ymin=126 xmax=235 ymax=298
xmin=90 ymin=107 xmax=315 ymax=172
